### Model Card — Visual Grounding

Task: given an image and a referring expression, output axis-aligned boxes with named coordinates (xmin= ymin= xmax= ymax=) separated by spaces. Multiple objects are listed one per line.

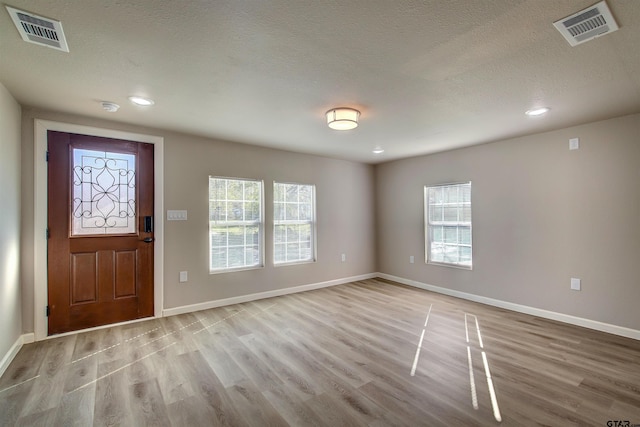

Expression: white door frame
xmin=34 ymin=119 xmax=164 ymax=340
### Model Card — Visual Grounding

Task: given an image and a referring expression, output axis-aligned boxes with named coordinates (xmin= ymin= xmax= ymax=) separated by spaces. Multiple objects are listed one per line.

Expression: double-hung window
xmin=209 ymin=177 xmax=263 ymax=272
xmin=273 ymin=182 xmax=316 ymax=265
xmin=425 ymin=182 xmax=472 ymax=269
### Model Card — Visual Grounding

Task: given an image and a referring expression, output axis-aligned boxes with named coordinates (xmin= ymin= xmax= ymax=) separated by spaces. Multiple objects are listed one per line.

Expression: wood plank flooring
xmin=2 ymin=278 xmax=640 ymax=426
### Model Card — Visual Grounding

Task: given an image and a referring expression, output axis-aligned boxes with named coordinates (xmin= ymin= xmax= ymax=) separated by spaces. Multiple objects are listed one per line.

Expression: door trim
xmin=34 ymin=119 xmax=164 ymax=340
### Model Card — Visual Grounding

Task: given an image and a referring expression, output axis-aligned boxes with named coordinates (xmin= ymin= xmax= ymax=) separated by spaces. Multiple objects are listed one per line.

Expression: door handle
xmin=143 ymin=237 xmax=155 ymax=243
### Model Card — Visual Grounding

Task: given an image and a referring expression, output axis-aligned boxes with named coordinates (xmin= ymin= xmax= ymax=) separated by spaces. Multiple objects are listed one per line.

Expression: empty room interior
xmin=1 ymin=1 xmax=640 ymax=425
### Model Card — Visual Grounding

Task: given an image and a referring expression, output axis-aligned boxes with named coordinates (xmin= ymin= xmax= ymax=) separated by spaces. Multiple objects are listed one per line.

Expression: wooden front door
xmin=47 ymin=131 xmax=154 ymax=335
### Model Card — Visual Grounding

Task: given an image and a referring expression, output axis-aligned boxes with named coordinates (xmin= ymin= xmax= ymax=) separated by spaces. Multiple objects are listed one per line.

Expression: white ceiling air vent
xmin=5 ymin=6 xmax=69 ymax=52
xmin=553 ymin=1 xmax=619 ymax=47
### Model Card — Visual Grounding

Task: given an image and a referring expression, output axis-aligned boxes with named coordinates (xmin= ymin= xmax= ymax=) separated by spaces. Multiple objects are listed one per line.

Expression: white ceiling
xmin=1 ymin=0 xmax=639 ymax=164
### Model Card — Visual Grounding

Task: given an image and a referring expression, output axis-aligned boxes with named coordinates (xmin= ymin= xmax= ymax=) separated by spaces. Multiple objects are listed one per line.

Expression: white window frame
xmin=424 ymin=182 xmax=472 ymax=269
xmin=273 ymin=181 xmax=316 ymax=266
xmin=209 ymin=176 xmax=264 ymax=273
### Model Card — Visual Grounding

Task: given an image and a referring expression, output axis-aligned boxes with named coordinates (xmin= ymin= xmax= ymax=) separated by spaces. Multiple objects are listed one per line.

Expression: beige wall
xmin=0 ymin=82 xmax=22 ymax=360
xmin=163 ymin=134 xmax=375 ymax=308
xmin=20 ymin=108 xmax=376 ymax=330
xmin=376 ymin=113 xmax=640 ymax=330
xmin=17 ymin=106 xmax=640 ymax=335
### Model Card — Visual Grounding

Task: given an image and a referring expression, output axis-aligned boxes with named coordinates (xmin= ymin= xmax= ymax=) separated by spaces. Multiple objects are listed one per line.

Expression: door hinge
xmin=46 ymin=151 xmax=50 ymax=162
xmin=46 ymin=306 xmax=50 ymax=317
xmin=46 ymin=228 xmax=50 ymax=239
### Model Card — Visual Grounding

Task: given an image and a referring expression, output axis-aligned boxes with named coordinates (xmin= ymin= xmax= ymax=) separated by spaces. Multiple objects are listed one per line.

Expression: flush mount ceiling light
xmin=326 ymin=107 xmax=360 ymax=130
xmin=128 ymin=96 xmax=155 ymax=106
xmin=372 ymin=147 xmax=385 ymax=154
xmin=525 ymin=107 xmax=550 ymax=116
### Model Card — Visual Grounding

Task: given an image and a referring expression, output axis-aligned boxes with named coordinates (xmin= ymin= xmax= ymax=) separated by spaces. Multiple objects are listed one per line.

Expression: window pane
xmin=300 ymin=204 xmax=312 ymax=221
xmin=425 ymin=182 xmax=472 ymax=268
xmin=274 ymin=224 xmax=286 ymax=244
xmin=227 ymin=181 xmax=243 ymax=200
xmin=228 ymin=247 xmax=244 ymax=267
xmin=210 ymin=229 xmax=227 ymax=247
xmin=287 ymin=243 xmax=300 ymax=260
xmin=299 ymin=186 xmax=312 ymax=203
xmin=211 ymin=249 xmax=227 ymax=270
xmin=209 ymin=177 xmax=263 ymax=271
xmin=430 ymin=242 xmax=445 ymax=263
xmin=244 ymin=182 xmax=259 ymax=201
xmin=210 ymin=179 xmax=226 ymax=200
xmin=274 ymin=202 xmax=284 ymax=221
xmin=433 ymin=226 xmax=443 ymax=242
xmin=460 ymin=227 xmax=471 ymax=244
xmin=461 ymin=205 xmax=471 ymax=222
xmin=444 ymin=226 xmax=458 ymax=243
xmin=274 ymin=243 xmax=285 ymax=263
xmin=444 ymin=186 xmax=459 ymax=203
xmin=443 ymin=206 xmax=458 ymax=222
xmin=286 ymin=203 xmax=299 ymax=221
xmin=226 ymin=202 xmax=242 ymax=220
xmin=246 ymin=226 xmax=259 ymax=245
xmin=430 ymin=206 xmax=443 ymax=222
xmin=445 ymin=245 xmax=460 ymax=263
xmin=300 ymin=246 xmax=311 ymax=260
xmin=460 ymin=246 xmax=472 ymax=262
xmin=286 ymin=225 xmax=299 ymax=241
xmin=285 ymin=184 xmax=298 ymax=202
xmin=274 ymin=182 xmax=315 ymax=264
xmin=227 ymin=227 xmax=244 ymax=246
xmin=210 ymin=201 xmax=225 ymax=221
xmin=299 ymin=224 xmax=311 ymax=242
xmin=245 ymin=202 xmax=260 ymax=221
xmin=461 ymin=185 xmax=471 ymax=202
xmin=432 ymin=187 xmax=442 ymax=204
xmin=245 ymin=246 xmax=259 ymax=265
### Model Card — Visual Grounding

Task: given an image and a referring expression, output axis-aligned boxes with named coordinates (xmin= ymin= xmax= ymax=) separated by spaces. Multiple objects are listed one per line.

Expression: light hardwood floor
xmin=1 ymin=279 xmax=640 ymax=426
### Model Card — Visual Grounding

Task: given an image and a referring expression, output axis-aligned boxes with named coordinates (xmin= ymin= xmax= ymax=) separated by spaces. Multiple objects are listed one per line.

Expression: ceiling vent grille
xmin=553 ymin=1 xmax=619 ymax=47
xmin=5 ymin=6 xmax=69 ymax=52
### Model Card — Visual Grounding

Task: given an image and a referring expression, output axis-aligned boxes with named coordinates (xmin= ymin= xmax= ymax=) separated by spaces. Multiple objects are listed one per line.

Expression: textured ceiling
xmin=1 ymin=0 xmax=639 ymax=163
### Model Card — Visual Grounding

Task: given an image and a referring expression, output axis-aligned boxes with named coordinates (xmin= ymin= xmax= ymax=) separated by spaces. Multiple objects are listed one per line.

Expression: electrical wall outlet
xmin=569 ymin=138 xmax=579 ymax=150
xmin=179 ymin=271 xmax=188 ymax=283
xmin=570 ymin=277 xmax=581 ymax=291
xmin=341 ymin=253 xmax=346 ymax=262
xmin=410 ymin=255 xmax=414 ymax=264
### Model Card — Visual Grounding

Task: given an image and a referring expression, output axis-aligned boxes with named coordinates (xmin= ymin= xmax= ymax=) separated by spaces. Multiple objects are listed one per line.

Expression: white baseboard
xmin=0 ymin=334 xmax=34 ymax=378
xmin=21 ymin=333 xmax=35 ymax=344
xmin=163 ymin=273 xmax=378 ymax=317
xmin=377 ymin=273 xmax=640 ymax=341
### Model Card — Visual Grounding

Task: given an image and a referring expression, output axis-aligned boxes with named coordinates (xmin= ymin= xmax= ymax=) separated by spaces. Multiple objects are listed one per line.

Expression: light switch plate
xmin=569 ymin=138 xmax=579 ymax=150
xmin=167 ymin=210 xmax=188 ymax=221
xmin=179 ymin=271 xmax=188 ymax=282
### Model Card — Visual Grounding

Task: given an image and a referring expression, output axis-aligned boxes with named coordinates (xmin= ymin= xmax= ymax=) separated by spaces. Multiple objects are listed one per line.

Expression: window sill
xmin=427 ymin=260 xmax=472 ymax=270
xmin=273 ymin=259 xmax=316 ymax=268
xmin=209 ymin=265 xmax=264 ymax=275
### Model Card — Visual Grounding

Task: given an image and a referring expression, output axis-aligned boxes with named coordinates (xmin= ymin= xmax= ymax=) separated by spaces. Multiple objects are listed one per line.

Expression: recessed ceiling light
xmin=372 ymin=148 xmax=384 ymax=154
xmin=525 ymin=107 xmax=550 ymax=116
xmin=128 ymin=96 xmax=155 ymax=106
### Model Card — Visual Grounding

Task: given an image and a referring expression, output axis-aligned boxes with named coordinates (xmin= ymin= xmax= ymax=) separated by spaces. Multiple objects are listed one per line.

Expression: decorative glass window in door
xmin=71 ymin=148 xmax=136 ymax=236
